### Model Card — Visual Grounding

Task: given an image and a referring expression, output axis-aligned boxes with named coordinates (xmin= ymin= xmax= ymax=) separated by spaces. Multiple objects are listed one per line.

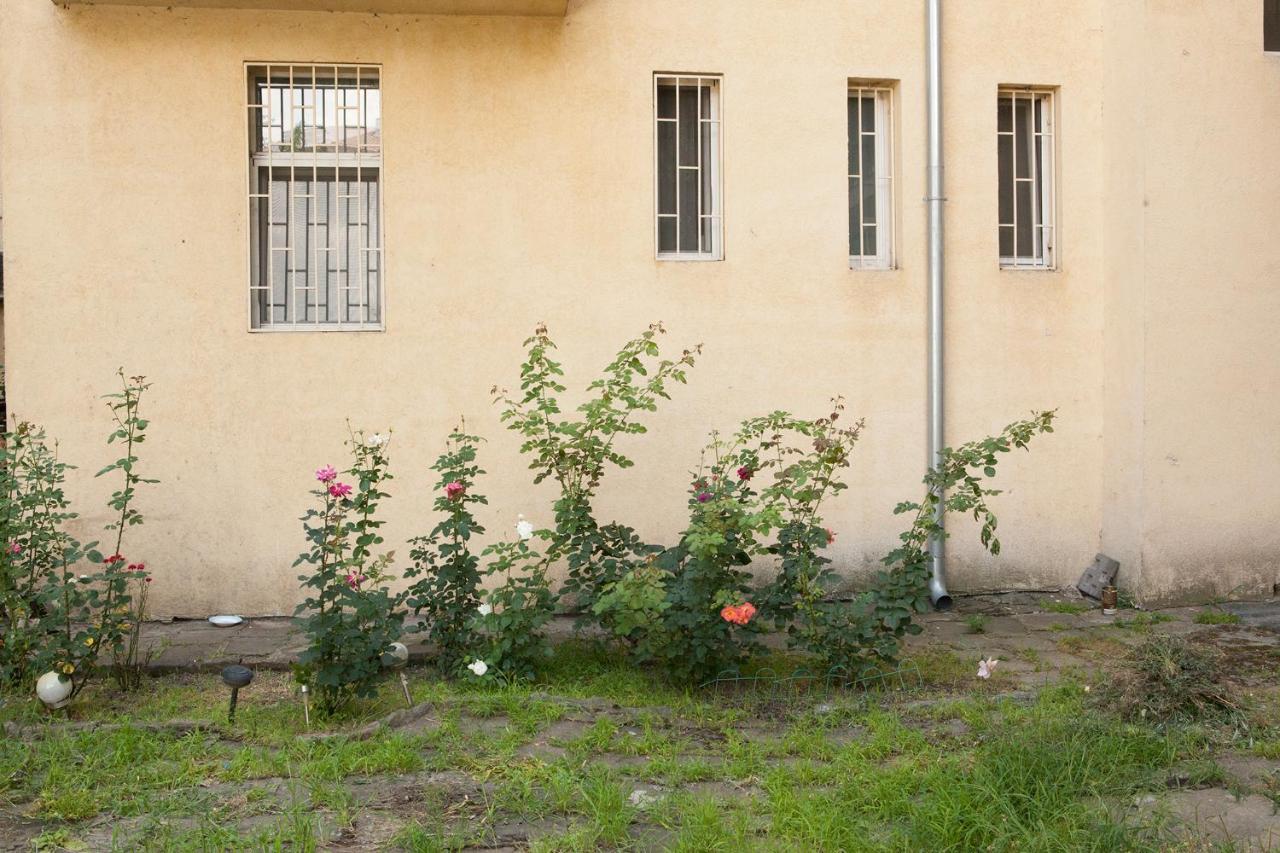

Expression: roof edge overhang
xmin=54 ymin=0 xmax=567 ymax=16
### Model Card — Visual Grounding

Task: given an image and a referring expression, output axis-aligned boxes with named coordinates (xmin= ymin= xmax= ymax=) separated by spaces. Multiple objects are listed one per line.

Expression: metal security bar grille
xmin=998 ymin=88 xmax=1055 ymax=269
xmin=848 ymin=84 xmax=894 ymax=269
xmin=247 ymin=64 xmax=383 ymax=331
xmin=654 ymin=75 xmax=722 ymax=260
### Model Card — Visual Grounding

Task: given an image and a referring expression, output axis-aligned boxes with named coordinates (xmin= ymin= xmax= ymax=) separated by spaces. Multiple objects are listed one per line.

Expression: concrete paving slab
xmin=1225 ymin=600 xmax=1280 ymax=632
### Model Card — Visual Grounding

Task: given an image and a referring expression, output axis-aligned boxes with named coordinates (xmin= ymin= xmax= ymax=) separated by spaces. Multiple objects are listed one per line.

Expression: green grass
xmin=1112 ymin=612 xmax=1175 ymax=631
xmin=1041 ymin=599 xmax=1093 ymax=615
xmin=0 ymin=641 xmax=1260 ymax=850
xmin=1193 ymin=609 xmax=1242 ymax=625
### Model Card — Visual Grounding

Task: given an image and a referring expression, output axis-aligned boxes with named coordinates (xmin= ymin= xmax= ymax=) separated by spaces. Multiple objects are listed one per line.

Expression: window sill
xmin=656 ymin=254 xmax=723 ymax=263
xmin=999 ymin=260 xmax=1057 ymax=272
xmin=849 ymin=259 xmax=895 ymax=271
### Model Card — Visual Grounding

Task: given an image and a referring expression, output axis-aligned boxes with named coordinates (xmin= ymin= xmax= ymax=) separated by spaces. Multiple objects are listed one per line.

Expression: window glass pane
xmin=849 ymin=176 xmax=862 ymax=256
xmin=862 ymin=225 xmax=877 ymax=258
xmin=998 ymin=136 xmax=1014 ymax=226
xmin=998 ymin=90 xmax=1053 ymax=267
xmin=678 ymin=168 xmax=699 ymax=252
xmin=657 ymin=122 xmax=677 ymax=214
xmin=656 ymin=76 xmax=719 ymax=257
xmin=249 ymin=65 xmax=381 ymax=328
xmin=700 ymin=120 xmax=718 ymax=216
xmin=1267 ymin=0 xmax=1280 ymax=50
xmin=678 ymin=86 xmax=699 ymax=167
xmin=700 ymin=217 xmax=717 ymax=256
xmin=848 ymin=87 xmax=892 ymax=265
xmin=657 ymin=84 xmax=676 ymax=119
xmin=658 ymin=218 xmax=677 ymax=253
xmin=861 ymin=134 xmax=877 ymax=224
xmin=847 ymin=97 xmax=861 ymax=176
xmin=1015 ymin=178 xmax=1034 ymax=257
xmin=1015 ymin=103 xmax=1031 ymax=179
xmin=250 ymin=168 xmax=379 ymax=326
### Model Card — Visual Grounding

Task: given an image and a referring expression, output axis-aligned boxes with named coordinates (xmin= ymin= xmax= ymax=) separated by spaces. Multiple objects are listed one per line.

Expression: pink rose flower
xmin=825 ymin=528 xmax=836 ymax=545
xmin=329 ymin=482 xmax=353 ymax=499
xmin=697 ymin=492 xmax=712 ymax=503
xmin=445 ymin=482 xmax=466 ymax=500
xmin=736 ymin=466 xmax=753 ymax=481
xmin=316 ymin=465 xmax=337 ymax=483
xmin=7 ymin=543 xmax=21 ymax=556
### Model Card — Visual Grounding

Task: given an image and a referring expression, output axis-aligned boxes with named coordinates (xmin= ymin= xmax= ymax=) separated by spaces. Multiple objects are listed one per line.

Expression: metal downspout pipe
xmin=926 ymin=0 xmax=953 ymax=610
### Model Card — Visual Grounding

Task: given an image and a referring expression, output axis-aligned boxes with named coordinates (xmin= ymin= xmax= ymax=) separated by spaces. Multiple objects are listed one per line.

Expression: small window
xmin=654 ymin=74 xmax=722 ymax=261
xmin=998 ymin=88 xmax=1056 ymax=270
xmin=1267 ymin=0 xmax=1280 ymax=51
xmin=848 ymin=83 xmax=894 ymax=269
xmin=247 ymin=64 xmax=383 ymax=330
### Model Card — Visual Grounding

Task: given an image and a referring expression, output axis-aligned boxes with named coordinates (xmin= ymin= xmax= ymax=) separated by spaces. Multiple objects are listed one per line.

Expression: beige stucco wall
xmin=1102 ymin=0 xmax=1280 ymax=605
xmin=0 ymin=0 xmax=1271 ymax=617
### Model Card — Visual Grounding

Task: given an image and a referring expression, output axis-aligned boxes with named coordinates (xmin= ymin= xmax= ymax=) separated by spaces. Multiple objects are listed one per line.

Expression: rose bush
xmin=404 ymin=428 xmax=487 ymax=675
xmin=293 ymin=429 xmax=402 ymax=716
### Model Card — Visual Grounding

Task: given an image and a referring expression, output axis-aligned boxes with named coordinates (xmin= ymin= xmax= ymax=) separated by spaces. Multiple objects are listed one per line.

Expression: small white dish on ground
xmin=208 ymin=615 xmax=244 ymax=627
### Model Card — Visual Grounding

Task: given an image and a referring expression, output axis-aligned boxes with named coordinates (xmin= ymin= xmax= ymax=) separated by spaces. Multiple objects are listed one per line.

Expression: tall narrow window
xmin=654 ymin=75 xmax=722 ymax=260
xmin=848 ymin=83 xmax=894 ymax=269
xmin=1267 ymin=0 xmax=1280 ymax=51
xmin=998 ymin=88 xmax=1055 ymax=269
xmin=247 ymin=64 xmax=383 ymax=330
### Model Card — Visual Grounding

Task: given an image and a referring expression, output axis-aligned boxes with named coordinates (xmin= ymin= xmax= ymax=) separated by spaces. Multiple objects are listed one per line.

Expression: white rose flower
xmin=976 ymin=657 xmax=999 ymax=680
xmin=367 ymin=433 xmax=388 ymax=448
xmin=467 ymin=659 xmax=489 ymax=677
xmin=477 ymin=603 xmax=493 ymax=617
xmin=515 ymin=514 xmax=535 ymax=541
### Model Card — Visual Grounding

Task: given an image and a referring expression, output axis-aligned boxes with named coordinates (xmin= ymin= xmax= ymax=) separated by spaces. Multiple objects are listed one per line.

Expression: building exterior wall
xmin=0 ymin=0 xmax=1272 ymax=617
xmin=1103 ymin=0 xmax=1280 ymax=604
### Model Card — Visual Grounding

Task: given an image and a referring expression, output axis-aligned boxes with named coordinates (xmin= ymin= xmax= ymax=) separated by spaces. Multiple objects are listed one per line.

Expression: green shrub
xmin=793 ymin=412 xmax=1057 ymax=678
xmin=495 ymin=322 xmax=697 ymax=622
xmin=472 ymin=537 xmax=556 ymax=682
xmin=404 ymin=428 xmax=487 ymax=675
xmin=293 ymin=430 xmax=401 ymax=716
xmin=0 ymin=370 xmax=156 ymax=697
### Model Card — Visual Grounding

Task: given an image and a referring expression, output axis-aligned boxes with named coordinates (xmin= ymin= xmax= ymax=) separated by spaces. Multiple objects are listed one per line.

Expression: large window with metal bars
xmin=848 ymin=83 xmax=894 ymax=269
xmin=998 ymin=88 xmax=1055 ymax=269
xmin=247 ymin=64 xmax=383 ymax=330
xmin=654 ymin=74 xmax=722 ymax=260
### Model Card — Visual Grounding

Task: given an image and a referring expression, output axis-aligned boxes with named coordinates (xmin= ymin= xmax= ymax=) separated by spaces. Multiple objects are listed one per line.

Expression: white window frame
xmin=245 ymin=62 xmax=385 ymax=332
xmin=848 ymin=82 xmax=895 ymax=270
xmin=653 ymin=74 xmax=723 ymax=261
xmin=998 ymin=87 xmax=1056 ymax=270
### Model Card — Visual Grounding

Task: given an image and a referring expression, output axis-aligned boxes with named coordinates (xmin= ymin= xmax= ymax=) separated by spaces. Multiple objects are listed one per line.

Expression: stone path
xmin=139 ymin=591 xmax=1280 ymax=683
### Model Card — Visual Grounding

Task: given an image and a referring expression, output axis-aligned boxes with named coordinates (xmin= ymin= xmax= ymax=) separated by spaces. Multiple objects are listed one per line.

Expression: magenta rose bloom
xmin=697 ymin=492 xmax=712 ymax=503
xmin=328 ymin=482 xmax=353 ymax=499
xmin=736 ymin=466 xmax=753 ymax=481
xmin=316 ymin=465 xmax=337 ymax=483
xmin=445 ymin=481 xmax=466 ymax=500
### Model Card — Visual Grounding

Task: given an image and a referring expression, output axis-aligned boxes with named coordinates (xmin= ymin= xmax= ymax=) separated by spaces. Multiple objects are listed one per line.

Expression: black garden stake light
xmin=220 ymin=663 xmax=254 ymax=724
